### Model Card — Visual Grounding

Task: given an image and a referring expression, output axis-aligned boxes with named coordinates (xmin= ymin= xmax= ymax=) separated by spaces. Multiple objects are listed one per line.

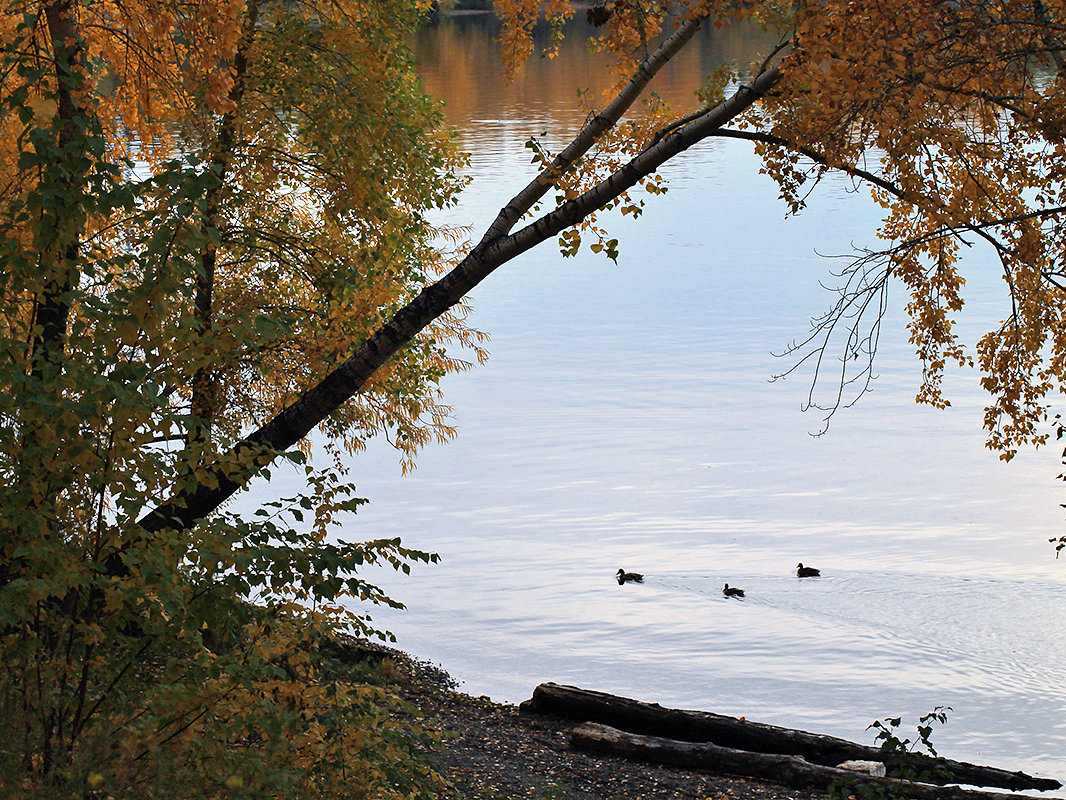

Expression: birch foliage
xmin=0 ymin=0 xmax=468 ymax=795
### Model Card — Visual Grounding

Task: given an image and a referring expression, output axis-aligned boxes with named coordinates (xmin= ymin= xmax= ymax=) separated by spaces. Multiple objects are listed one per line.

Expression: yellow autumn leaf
xmin=29 ymin=95 xmax=57 ymax=125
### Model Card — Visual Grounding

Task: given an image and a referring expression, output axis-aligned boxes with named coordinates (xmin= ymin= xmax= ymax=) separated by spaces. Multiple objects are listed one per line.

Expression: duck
xmin=796 ymin=562 xmax=821 ymax=578
xmin=616 ymin=568 xmax=644 ymax=584
xmin=723 ymin=583 xmax=745 ymax=597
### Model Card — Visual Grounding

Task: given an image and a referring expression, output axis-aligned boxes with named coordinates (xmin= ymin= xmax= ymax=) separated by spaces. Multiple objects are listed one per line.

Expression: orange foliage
xmin=492 ymin=0 xmax=1066 ymax=457
xmin=0 ymin=0 xmax=484 ymax=472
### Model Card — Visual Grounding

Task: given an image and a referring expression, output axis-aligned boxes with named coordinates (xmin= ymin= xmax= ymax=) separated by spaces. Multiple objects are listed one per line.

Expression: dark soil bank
xmin=395 ymin=652 xmax=820 ymax=800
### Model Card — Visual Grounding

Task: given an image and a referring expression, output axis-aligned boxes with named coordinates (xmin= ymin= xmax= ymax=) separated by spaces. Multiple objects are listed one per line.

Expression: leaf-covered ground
xmin=391 ymin=649 xmax=819 ymax=800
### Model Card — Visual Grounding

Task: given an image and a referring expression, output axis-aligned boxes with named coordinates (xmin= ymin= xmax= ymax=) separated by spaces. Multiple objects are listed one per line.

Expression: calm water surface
xmin=266 ymin=14 xmax=1066 ymax=784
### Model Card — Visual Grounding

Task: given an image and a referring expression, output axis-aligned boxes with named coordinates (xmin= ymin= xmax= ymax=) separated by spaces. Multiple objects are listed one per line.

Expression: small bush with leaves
xmin=829 ymin=707 xmax=953 ymax=800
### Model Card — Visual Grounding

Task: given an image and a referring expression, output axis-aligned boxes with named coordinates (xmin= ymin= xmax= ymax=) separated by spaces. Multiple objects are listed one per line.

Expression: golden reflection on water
xmin=414 ymin=14 xmax=779 ymax=128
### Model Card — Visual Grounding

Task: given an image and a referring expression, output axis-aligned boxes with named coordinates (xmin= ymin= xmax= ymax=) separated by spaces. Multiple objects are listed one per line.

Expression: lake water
xmin=262 ymin=13 xmax=1066 ymax=786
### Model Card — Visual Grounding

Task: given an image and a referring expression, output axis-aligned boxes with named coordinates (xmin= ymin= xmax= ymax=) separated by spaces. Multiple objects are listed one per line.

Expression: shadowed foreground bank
xmin=393 ymin=651 xmax=819 ymax=800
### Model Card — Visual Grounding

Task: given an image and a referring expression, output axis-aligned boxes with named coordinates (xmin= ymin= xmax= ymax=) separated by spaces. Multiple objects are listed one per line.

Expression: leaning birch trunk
xmin=520 ymin=684 xmax=1060 ymax=792
xmin=570 ymin=723 xmax=1051 ymax=800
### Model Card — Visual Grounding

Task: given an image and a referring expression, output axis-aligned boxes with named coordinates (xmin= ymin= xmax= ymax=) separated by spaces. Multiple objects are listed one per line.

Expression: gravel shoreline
xmin=391 ymin=650 xmax=821 ymax=800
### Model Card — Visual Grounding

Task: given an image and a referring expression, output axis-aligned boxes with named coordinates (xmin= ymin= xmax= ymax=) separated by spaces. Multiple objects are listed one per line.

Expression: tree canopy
xmin=3 ymin=0 xmax=1066 ymax=795
xmin=2 ymin=0 xmax=473 ymax=794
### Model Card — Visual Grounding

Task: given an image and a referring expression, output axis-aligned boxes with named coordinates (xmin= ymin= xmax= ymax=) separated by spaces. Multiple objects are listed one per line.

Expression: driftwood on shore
xmin=519 ymin=683 xmax=1062 ymax=794
xmin=571 ymin=723 xmax=1052 ymax=800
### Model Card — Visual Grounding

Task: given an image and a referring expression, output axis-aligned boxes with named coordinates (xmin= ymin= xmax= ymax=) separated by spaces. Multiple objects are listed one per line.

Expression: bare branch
xmin=771 ymin=248 xmax=891 ymax=433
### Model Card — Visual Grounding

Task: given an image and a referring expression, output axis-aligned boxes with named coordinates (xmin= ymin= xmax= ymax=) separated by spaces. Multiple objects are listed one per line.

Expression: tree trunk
xmin=189 ymin=0 xmax=263 ymax=444
xmin=520 ymin=683 xmax=1060 ymax=792
xmin=33 ymin=0 xmax=85 ymax=381
xmin=570 ymin=722 xmax=1053 ymax=800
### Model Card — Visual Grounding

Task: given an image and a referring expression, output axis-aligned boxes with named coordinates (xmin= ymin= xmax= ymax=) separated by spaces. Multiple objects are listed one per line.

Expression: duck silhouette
xmin=723 ymin=583 xmax=745 ymax=598
xmin=616 ymin=568 xmax=644 ymax=584
xmin=796 ymin=563 xmax=821 ymax=578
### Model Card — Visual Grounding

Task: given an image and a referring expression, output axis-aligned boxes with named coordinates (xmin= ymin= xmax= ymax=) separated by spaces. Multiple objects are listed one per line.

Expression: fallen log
xmin=570 ymin=723 xmax=1051 ymax=800
xmin=519 ymin=683 xmax=1061 ymax=792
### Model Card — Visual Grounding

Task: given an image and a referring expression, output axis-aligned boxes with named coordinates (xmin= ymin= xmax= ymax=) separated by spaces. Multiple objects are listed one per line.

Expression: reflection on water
xmin=264 ymin=11 xmax=1066 ymax=786
xmin=413 ymin=13 xmax=779 ymax=127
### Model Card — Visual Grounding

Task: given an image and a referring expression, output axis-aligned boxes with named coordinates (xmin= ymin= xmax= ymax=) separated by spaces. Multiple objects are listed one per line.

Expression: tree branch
xmin=479 ymin=12 xmax=710 ymax=243
xmin=128 ymin=61 xmax=784 ymax=541
xmin=710 ymin=128 xmax=905 ymax=199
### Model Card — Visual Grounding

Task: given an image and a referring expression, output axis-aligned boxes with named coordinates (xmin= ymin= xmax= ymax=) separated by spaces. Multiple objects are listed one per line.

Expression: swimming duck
xmin=616 ymin=568 xmax=644 ymax=584
xmin=796 ymin=562 xmax=821 ymax=578
xmin=723 ymin=583 xmax=745 ymax=597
